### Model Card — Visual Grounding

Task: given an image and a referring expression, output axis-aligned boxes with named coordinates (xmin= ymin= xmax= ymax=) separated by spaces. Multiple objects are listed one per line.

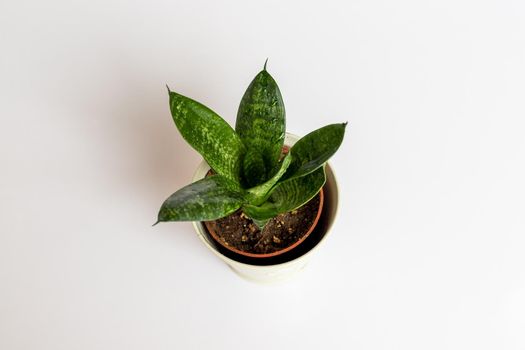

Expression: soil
xmin=204 ymin=194 xmax=321 ymax=255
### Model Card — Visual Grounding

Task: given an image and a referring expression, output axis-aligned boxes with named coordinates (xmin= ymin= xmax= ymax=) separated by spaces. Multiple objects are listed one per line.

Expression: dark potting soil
xmin=205 ymin=194 xmax=321 ymax=255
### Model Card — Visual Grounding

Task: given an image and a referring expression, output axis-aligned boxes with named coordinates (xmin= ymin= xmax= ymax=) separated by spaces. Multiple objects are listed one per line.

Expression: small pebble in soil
xmin=272 ymin=236 xmax=281 ymax=244
xmin=241 ymin=235 xmax=247 ymax=242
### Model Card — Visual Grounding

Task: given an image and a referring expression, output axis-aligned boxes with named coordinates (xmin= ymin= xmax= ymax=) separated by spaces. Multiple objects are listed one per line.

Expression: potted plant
xmin=155 ymin=62 xmax=346 ymax=283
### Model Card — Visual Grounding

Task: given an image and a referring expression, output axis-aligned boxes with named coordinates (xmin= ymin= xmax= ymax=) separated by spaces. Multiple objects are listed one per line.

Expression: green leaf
xmin=245 ymin=153 xmax=292 ymax=206
xmin=251 ymin=218 xmax=270 ymax=231
xmin=157 ymin=175 xmax=244 ymax=222
xmin=241 ymin=148 xmax=266 ymax=188
xmin=282 ymin=123 xmax=346 ymax=181
xmin=235 ymin=68 xmax=285 ymax=183
xmin=243 ymin=166 xmax=326 ymax=221
xmin=169 ymin=89 xmax=245 ymax=184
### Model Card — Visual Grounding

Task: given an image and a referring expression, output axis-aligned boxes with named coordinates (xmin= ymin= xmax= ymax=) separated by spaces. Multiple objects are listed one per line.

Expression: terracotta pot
xmin=191 ymin=133 xmax=340 ymax=283
xmin=203 ymin=188 xmax=324 ymax=259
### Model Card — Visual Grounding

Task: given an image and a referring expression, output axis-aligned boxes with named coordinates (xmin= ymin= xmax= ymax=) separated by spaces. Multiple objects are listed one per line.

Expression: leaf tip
xmin=263 ymin=58 xmax=268 ymax=71
xmin=152 ymin=220 xmax=160 ymax=227
xmin=166 ymin=84 xmax=171 ymax=93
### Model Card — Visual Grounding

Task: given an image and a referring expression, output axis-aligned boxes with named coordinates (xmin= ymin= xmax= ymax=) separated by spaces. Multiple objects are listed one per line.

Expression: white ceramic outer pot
xmin=191 ymin=133 xmax=339 ymax=283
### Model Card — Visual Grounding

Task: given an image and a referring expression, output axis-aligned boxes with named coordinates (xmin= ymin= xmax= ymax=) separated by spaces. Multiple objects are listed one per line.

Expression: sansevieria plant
xmin=156 ymin=62 xmax=346 ymax=230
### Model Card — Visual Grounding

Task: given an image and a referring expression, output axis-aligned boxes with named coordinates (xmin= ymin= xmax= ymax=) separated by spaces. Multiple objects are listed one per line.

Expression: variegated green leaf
xmin=236 ymin=66 xmax=285 ymax=183
xmin=282 ymin=123 xmax=346 ymax=181
xmin=169 ymin=89 xmax=245 ymax=184
xmin=241 ymin=148 xmax=266 ymax=188
xmin=157 ymin=175 xmax=243 ymax=222
xmin=243 ymin=166 xmax=326 ymax=222
xmin=245 ymin=153 xmax=292 ymax=206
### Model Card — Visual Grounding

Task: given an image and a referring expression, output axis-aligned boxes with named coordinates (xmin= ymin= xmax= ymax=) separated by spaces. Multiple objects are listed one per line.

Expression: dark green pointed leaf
xmin=245 ymin=153 xmax=292 ymax=205
xmin=169 ymin=90 xmax=245 ymax=184
xmin=235 ymin=68 xmax=285 ymax=181
xmin=157 ymin=175 xmax=243 ymax=222
xmin=243 ymin=166 xmax=326 ymax=221
xmin=282 ymin=123 xmax=346 ymax=181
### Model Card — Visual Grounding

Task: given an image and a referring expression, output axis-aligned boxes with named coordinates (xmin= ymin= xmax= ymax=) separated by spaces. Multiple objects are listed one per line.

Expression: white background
xmin=1 ymin=0 xmax=524 ymax=349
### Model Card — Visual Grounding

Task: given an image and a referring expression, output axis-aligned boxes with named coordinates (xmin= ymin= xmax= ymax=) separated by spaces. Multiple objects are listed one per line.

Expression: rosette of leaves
xmin=156 ymin=63 xmax=346 ymax=229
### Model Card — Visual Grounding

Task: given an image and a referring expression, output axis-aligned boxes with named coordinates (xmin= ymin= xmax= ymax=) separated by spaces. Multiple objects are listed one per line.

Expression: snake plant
xmin=156 ymin=62 xmax=346 ymax=229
